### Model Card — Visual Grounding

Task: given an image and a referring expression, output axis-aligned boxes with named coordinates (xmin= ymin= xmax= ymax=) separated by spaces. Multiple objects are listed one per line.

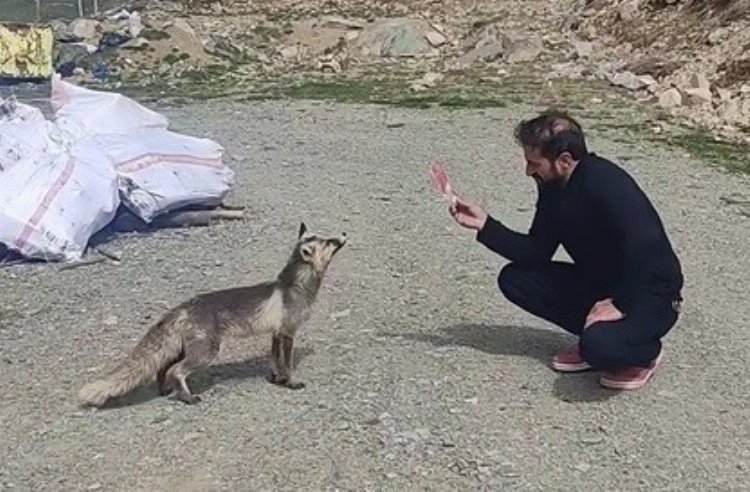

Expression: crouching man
xmin=447 ymin=110 xmax=683 ymax=390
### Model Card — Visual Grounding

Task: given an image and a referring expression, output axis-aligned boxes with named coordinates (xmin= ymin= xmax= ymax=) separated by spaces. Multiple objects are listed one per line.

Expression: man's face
xmin=522 ymin=146 xmax=568 ymax=187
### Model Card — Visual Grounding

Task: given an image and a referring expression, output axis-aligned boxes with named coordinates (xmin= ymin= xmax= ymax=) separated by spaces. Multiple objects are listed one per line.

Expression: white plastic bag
xmin=0 ymin=142 xmax=119 ymax=262
xmin=0 ymin=96 xmax=65 ymax=173
xmin=92 ymin=129 xmax=235 ymax=222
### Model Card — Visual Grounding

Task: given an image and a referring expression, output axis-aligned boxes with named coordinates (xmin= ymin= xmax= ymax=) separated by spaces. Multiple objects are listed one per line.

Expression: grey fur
xmin=78 ymin=222 xmax=346 ymax=407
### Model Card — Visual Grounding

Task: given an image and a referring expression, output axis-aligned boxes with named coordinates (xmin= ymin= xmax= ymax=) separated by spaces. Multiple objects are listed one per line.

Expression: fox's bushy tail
xmin=78 ymin=321 xmax=183 ymax=407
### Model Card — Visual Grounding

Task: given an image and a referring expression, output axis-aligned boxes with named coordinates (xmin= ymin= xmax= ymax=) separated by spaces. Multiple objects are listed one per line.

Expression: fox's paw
xmin=285 ymin=381 xmax=306 ymax=390
xmin=175 ymin=392 xmax=202 ymax=405
xmin=267 ymin=371 xmax=283 ymax=385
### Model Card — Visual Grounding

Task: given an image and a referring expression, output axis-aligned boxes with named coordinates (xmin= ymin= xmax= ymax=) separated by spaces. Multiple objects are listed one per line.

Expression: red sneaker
xmin=551 ymin=343 xmax=592 ymax=372
xmin=599 ymin=349 xmax=664 ymax=390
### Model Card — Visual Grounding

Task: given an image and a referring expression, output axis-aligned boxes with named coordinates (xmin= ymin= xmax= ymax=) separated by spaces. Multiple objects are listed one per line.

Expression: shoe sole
xmin=551 ymin=359 xmax=592 ymax=372
xmin=599 ymin=350 xmax=664 ymax=390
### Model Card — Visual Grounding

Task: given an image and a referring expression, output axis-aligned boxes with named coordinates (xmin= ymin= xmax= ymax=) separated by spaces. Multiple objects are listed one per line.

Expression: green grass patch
xmin=665 ymin=129 xmax=750 ymax=175
xmin=103 ymin=66 xmax=750 ymax=176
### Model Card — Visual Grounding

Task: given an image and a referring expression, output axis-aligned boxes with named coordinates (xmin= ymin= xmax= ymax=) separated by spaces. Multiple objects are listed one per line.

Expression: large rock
xmin=608 ymin=71 xmax=649 ymax=90
xmin=348 ymin=18 xmax=439 ymax=58
xmin=454 ymin=41 xmax=506 ymax=67
xmin=676 ymin=71 xmax=713 ymax=105
xmin=283 ymin=18 xmax=355 ymax=57
xmin=618 ymin=0 xmax=644 ymax=21
xmin=505 ymin=34 xmax=543 ymax=63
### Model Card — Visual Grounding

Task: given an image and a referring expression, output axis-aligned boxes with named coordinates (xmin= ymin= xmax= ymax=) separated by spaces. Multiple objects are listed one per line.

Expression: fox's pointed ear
xmin=298 ymin=222 xmax=308 ymax=239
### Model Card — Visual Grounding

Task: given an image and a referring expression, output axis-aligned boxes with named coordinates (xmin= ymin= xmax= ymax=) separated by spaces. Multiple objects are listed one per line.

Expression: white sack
xmin=50 ymin=75 xmax=235 ymax=223
xmin=92 ymin=129 xmax=235 ymax=223
xmin=50 ymin=74 xmax=169 ymax=140
xmin=0 ymin=142 xmax=119 ymax=262
xmin=0 ymin=96 xmax=65 ymax=173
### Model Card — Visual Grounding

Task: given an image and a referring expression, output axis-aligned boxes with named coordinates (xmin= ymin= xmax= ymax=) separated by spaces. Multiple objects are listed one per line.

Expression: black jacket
xmin=476 ymin=152 xmax=683 ymax=312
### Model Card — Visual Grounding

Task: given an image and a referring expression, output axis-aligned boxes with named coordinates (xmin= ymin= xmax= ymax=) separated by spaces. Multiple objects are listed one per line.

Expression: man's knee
xmin=497 ymin=262 xmax=522 ymax=300
xmin=579 ymin=324 xmax=625 ymax=369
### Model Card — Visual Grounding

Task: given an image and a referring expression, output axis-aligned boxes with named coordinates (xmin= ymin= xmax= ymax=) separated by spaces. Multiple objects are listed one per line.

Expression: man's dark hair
xmin=513 ymin=109 xmax=589 ymax=162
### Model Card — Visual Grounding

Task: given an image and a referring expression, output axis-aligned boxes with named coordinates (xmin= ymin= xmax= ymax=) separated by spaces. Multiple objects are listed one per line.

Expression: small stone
xmin=103 ymin=315 xmax=118 ymax=326
xmin=425 ymin=31 xmax=446 ymax=47
xmin=658 ymin=88 xmax=682 ymax=108
xmin=573 ymin=40 xmax=594 ymax=59
xmin=464 ymin=397 xmax=478 ymax=404
xmin=574 ymin=462 xmax=592 ymax=472
xmin=638 ymin=74 xmax=658 ymax=87
xmin=331 ymin=309 xmax=351 ymax=320
xmin=319 ymin=16 xmax=364 ymax=30
xmin=618 ymin=0 xmax=642 ymax=21
xmin=385 ymin=472 xmax=397 ymax=479
xmin=87 ymin=484 xmax=102 ymax=491
xmin=685 ymin=87 xmax=712 ymax=104
xmin=183 ymin=432 xmax=202 ymax=442
xmin=717 ymin=88 xmax=732 ymax=102
xmin=279 ymin=46 xmax=300 ymax=59
xmin=421 ymin=72 xmax=443 ymax=86
xmin=708 ymin=27 xmax=729 ymax=45
xmin=580 ymin=435 xmax=604 ymax=445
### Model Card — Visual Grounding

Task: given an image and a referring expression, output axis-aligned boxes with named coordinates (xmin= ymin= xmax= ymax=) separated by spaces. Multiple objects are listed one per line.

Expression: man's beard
xmin=534 ymin=173 xmax=567 ymax=194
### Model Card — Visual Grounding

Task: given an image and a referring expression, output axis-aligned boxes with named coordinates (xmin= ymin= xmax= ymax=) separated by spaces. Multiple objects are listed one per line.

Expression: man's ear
xmin=298 ymin=222 xmax=308 ymax=239
xmin=555 ymin=151 xmax=575 ymax=169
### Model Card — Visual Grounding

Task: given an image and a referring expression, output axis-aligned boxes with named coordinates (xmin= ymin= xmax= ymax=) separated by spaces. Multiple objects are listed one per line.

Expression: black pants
xmin=497 ymin=261 xmax=680 ymax=370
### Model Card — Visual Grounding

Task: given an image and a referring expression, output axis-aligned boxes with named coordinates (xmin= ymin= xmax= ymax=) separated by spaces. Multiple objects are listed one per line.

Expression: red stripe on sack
xmin=13 ymin=155 xmax=76 ymax=252
xmin=116 ymin=153 xmax=223 ymax=173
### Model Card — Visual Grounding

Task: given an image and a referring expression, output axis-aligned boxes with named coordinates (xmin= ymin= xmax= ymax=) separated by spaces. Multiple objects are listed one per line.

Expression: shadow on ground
xmin=93 ymin=347 xmax=314 ymax=409
xmin=392 ymin=323 xmax=619 ymax=403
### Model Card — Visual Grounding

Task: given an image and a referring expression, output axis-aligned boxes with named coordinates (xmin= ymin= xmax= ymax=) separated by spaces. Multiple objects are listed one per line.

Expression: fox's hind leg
xmin=157 ymin=351 xmax=184 ymax=396
xmin=165 ymin=335 xmax=220 ymax=404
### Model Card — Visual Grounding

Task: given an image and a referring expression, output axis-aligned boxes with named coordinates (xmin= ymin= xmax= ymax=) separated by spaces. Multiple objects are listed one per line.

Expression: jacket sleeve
xmin=475 ymin=192 xmax=560 ymax=266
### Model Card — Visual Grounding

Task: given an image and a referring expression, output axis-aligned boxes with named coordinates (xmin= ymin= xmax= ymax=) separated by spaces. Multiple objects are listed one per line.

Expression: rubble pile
xmin=569 ymin=0 xmax=750 ymax=142
xmin=43 ymin=0 xmax=749 ymax=143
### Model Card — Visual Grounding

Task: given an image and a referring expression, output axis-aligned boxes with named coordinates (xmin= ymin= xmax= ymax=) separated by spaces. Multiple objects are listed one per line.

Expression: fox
xmin=78 ymin=222 xmax=347 ymax=407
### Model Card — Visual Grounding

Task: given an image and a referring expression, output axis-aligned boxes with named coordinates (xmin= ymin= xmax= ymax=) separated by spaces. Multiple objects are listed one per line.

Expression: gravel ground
xmin=1 ymin=95 xmax=749 ymax=491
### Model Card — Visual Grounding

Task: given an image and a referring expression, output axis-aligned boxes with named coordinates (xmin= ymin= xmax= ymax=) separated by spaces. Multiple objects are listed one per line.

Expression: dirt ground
xmin=1 ymin=92 xmax=749 ymax=490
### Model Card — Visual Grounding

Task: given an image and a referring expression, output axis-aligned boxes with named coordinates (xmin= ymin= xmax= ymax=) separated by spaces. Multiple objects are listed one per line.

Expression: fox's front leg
xmin=268 ymin=334 xmax=282 ymax=383
xmin=269 ymin=333 xmax=305 ymax=390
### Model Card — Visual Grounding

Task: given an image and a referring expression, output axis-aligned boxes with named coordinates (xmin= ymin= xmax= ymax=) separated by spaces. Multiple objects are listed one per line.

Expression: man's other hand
xmin=584 ymin=298 xmax=624 ymax=329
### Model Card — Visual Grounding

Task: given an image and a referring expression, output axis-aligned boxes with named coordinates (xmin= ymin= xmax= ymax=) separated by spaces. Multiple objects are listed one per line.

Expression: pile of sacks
xmin=0 ymin=75 xmax=235 ymax=263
